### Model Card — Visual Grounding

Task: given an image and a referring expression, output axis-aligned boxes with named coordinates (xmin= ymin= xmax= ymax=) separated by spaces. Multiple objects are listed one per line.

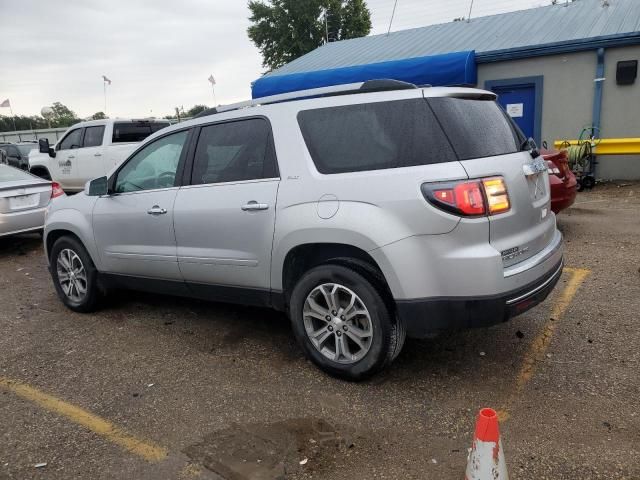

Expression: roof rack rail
xmin=194 ymin=79 xmax=418 ymax=119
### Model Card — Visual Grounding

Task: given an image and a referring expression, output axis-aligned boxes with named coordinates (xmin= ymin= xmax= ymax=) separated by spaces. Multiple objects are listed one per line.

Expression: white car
xmin=29 ymin=118 xmax=170 ymax=192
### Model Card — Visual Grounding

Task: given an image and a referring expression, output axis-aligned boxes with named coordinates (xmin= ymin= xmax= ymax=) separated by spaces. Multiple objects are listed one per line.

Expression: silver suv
xmin=44 ymin=81 xmax=563 ymax=380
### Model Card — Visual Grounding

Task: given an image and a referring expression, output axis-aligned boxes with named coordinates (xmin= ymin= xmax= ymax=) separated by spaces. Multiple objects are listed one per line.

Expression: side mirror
xmin=39 ymin=138 xmax=56 ymax=158
xmin=85 ymin=176 xmax=108 ymax=196
xmin=526 ymin=137 xmax=540 ymax=159
xmin=38 ymin=138 xmax=49 ymax=153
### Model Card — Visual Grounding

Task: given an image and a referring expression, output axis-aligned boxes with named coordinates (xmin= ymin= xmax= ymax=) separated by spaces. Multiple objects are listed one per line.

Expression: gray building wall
xmin=478 ymin=47 xmax=640 ymax=180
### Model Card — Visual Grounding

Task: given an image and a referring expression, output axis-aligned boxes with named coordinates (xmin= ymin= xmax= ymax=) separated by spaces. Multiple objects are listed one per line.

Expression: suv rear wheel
xmin=50 ymin=236 xmax=102 ymax=312
xmin=289 ymin=264 xmax=404 ymax=381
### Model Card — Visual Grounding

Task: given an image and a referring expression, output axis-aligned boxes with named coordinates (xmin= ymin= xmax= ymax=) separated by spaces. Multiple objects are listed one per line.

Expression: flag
xmin=208 ymin=75 xmax=216 ymax=85
xmin=102 ymin=75 xmax=112 ymax=85
xmin=0 ymin=99 xmax=10 ymax=108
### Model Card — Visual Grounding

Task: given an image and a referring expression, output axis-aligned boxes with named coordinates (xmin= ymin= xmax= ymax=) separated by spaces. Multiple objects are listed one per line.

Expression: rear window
xmin=112 ymin=122 xmax=170 ymax=143
xmin=0 ymin=164 xmax=38 ymax=182
xmin=426 ymin=98 xmax=525 ymax=160
xmin=297 ymin=99 xmax=457 ymax=174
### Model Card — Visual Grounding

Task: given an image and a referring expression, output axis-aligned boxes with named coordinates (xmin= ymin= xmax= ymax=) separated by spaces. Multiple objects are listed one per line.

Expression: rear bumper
xmin=0 ymin=207 xmax=46 ymax=237
xmin=550 ymin=179 xmax=577 ymax=214
xmin=396 ymin=259 xmax=563 ymax=338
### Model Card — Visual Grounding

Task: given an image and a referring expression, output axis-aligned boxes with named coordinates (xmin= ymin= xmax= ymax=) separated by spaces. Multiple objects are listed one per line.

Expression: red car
xmin=542 ymin=149 xmax=577 ymax=214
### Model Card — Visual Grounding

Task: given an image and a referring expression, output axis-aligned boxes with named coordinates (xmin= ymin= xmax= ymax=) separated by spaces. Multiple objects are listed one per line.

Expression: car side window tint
xmin=115 ymin=130 xmax=188 ymax=194
xmin=83 ymin=126 xmax=105 ymax=148
xmin=59 ymin=129 xmax=83 ymax=151
xmin=191 ymin=119 xmax=276 ymax=185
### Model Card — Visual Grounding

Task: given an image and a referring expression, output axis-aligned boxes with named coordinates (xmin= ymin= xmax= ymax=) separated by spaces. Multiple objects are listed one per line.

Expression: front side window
xmin=83 ymin=126 xmax=105 ymax=148
xmin=191 ymin=118 xmax=277 ymax=185
xmin=114 ymin=130 xmax=188 ymax=193
xmin=297 ymin=99 xmax=457 ymax=174
xmin=59 ymin=129 xmax=83 ymax=151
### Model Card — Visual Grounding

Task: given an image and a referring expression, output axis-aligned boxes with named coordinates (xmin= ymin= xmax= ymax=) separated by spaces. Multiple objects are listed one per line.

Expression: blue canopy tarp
xmin=252 ymin=50 xmax=476 ymax=99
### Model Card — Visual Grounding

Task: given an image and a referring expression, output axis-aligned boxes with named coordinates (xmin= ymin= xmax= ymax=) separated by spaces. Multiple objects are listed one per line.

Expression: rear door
xmin=173 ymin=118 xmax=279 ymax=300
xmin=427 ymin=96 xmax=554 ymax=268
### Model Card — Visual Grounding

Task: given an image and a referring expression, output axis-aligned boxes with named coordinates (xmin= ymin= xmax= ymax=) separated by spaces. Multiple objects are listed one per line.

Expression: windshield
xmin=17 ymin=144 xmax=37 ymax=157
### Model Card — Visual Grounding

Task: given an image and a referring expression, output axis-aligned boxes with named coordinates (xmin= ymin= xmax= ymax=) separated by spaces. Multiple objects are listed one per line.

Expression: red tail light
xmin=422 ymin=177 xmax=510 ymax=217
xmin=51 ymin=182 xmax=65 ymax=199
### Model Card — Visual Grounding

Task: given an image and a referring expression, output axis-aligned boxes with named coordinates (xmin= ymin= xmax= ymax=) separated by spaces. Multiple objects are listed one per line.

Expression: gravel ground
xmin=0 ymin=182 xmax=638 ymax=479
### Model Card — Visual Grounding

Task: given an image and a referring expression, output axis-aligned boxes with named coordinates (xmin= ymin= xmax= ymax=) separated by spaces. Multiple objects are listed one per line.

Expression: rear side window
xmin=112 ymin=122 xmax=170 ymax=143
xmin=297 ymin=99 xmax=456 ymax=174
xmin=427 ymin=98 xmax=525 ymax=160
xmin=191 ymin=119 xmax=277 ymax=185
xmin=83 ymin=126 xmax=105 ymax=148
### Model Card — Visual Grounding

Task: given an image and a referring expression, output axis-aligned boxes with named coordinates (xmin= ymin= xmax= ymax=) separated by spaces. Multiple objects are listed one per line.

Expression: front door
xmin=54 ymin=127 xmax=83 ymax=189
xmin=491 ymin=83 xmax=538 ymax=143
xmin=173 ymin=118 xmax=279 ymax=302
xmin=75 ymin=125 xmax=106 ymax=184
xmin=93 ymin=129 xmax=190 ymax=280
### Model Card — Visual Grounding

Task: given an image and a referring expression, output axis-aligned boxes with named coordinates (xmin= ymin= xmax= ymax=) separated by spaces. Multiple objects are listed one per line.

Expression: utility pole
xmin=387 ymin=0 xmax=399 ymax=35
xmin=467 ymin=0 xmax=475 ymax=23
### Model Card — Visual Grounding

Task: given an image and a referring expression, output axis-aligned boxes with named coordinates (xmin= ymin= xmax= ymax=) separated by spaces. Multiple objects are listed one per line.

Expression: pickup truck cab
xmin=30 ymin=118 xmax=170 ymax=192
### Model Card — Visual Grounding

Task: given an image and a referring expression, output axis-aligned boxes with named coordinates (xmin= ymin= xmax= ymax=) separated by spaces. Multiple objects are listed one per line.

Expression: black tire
xmin=50 ymin=235 xmax=102 ymax=312
xmin=289 ymin=263 xmax=405 ymax=381
xmin=30 ymin=168 xmax=52 ymax=181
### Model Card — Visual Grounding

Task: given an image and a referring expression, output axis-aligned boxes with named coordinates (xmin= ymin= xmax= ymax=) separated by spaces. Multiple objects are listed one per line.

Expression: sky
xmin=0 ymin=0 xmax=548 ymax=119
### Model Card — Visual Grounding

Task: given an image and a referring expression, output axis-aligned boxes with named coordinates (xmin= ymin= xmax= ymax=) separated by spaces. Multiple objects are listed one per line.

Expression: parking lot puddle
xmin=184 ymin=418 xmax=355 ymax=479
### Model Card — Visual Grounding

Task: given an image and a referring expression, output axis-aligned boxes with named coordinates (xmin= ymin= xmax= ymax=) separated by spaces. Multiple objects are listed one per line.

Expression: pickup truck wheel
xmin=30 ymin=168 xmax=51 ymax=180
xmin=50 ymin=236 xmax=101 ymax=313
xmin=289 ymin=264 xmax=404 ymax=381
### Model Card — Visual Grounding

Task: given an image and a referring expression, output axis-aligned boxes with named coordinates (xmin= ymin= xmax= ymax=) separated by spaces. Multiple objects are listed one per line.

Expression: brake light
xmin=422 ymin=176 xmax=511 ymax=217
xmin=51 ymin=182 xmax=65 ymax=199
xmin=482 ymin=177 xmax=510 ymax=214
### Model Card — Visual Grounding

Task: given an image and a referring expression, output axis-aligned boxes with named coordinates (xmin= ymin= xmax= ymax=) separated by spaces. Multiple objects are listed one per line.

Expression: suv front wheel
xmin=50 ymin=236 xmax=102 ymax=313
xmin=289 ymin=264 xmax=405 ymax=381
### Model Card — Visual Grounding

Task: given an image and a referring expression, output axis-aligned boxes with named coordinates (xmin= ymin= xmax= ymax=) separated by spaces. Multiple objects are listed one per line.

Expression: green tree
xmin=186 ymin=105 xmax=208 ymax=117
xmin=50 ymin=102 xmax=80 ymax=128
xmin=248 ymin=0 xmax=372 ymax=71
xmin=91 ymin=111 xmax=108 ymax=120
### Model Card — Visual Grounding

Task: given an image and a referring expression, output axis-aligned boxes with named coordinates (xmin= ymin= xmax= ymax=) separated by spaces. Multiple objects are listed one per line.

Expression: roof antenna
xmin=466 ymin=0 xmax=474 ymax=22
xmin=387 ymin=0 xmax=398 ymax=36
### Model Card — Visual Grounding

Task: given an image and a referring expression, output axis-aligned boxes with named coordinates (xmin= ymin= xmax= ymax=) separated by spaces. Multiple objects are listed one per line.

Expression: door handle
xmin=147 ymin=205 xmax=167 ymax=215
xmin=67 ymin=156 xmax=75 ymax=160
xmin=94 ymin=153 xmax=102 ymax=157
xmin=241 ymin=201 xmax=269 ymax=211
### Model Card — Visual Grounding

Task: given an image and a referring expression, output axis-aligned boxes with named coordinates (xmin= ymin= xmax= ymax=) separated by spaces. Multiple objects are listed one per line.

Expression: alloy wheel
xmin=56 ymin=248 xmax=88 ymax=303
xmin=303 ymin=283 xmax=374 ymax=364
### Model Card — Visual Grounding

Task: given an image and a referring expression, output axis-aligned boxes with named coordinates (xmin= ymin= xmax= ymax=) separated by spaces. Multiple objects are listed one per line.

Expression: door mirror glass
xmin=38 ymin=138 xmax=49 ymax=153
xmin=86 ymin=176 xmax=108 ymax=196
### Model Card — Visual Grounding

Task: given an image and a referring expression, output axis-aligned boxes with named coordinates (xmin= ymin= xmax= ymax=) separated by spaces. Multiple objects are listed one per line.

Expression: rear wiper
xmin=521 ymin=137 xmax=540 ymax=158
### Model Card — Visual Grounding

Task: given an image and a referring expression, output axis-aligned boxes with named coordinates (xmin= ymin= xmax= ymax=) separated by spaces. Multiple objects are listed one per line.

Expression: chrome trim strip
xmin=506 ymin=260 xmax=564 ymax=305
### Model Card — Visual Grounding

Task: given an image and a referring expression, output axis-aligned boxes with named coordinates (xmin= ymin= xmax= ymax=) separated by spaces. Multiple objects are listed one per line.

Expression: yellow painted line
xmin=498 ymin=267 xmax=590 ymax=421
xmin=0 ymin=377 xmax=168 ymax=462
xmin=515 ymin=266 xmax=590 ymax=392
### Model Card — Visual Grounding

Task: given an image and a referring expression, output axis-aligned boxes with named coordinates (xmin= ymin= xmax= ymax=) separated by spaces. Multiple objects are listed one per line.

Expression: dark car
xmin=0 ymin=142 xmax=37 ymax=170
xmin=542 ymin=149 xmax=577 ymax=214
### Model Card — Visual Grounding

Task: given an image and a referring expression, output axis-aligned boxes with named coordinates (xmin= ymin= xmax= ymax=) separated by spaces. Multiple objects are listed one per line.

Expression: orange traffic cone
xmin=465 ymin=408 xmax=509 ymax=480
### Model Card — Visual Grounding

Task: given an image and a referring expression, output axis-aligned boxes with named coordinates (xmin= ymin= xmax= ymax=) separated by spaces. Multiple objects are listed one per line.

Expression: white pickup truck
xmin=29 ymin=118 xmax=170 ymax=192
